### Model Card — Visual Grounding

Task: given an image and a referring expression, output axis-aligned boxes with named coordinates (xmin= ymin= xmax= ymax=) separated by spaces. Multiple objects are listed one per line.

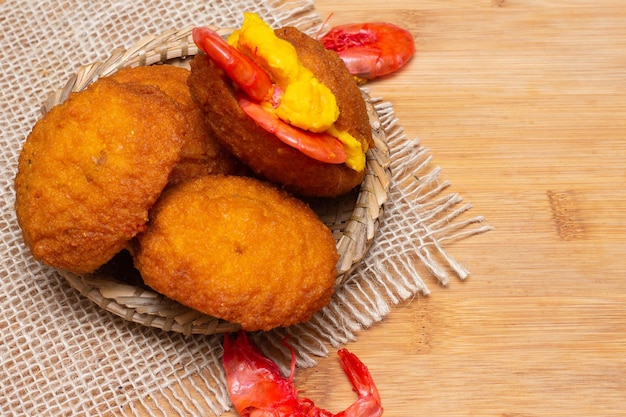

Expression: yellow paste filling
xmin=229 ymin=13 xmax=366 ymax=171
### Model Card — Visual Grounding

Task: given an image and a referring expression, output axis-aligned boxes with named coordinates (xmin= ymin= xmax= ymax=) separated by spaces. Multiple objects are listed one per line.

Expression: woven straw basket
xmin=47 ymin=26 xmax=391 ymax=335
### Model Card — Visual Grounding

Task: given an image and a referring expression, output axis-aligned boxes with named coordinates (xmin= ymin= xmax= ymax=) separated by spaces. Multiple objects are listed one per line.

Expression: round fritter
xmin=133 ymin=175 xmax=339 ymax=331
xmin=14 ymin=78 xmax=187 ymax=274
xmin=187 ymin=27 xmax=373 ymax=198
xmin=109 ymin=65 xmax=245 ymax=184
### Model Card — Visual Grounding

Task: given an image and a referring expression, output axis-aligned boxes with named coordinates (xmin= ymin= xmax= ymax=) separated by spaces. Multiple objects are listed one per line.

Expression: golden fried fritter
xmin=109 ymin=65 xmax=244 ymax=184
xmin=187 ymin=26 xmax=372 ymax=198
xmin=14 ymin=78 xmax=187 ymax=274
xmin=133 ymin=175 xmax=338 ymax=331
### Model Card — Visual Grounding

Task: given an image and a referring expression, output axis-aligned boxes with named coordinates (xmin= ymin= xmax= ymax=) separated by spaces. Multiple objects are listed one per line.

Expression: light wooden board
xmin=303 ymin=1 xmax=626 ymax=415
xmin=130 ymin=1 xmax=626 ymax=415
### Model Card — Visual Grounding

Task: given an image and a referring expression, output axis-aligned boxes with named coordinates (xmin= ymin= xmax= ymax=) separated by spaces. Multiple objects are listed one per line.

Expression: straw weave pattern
xmin=40 ymin=26 xmax=391 ymax=336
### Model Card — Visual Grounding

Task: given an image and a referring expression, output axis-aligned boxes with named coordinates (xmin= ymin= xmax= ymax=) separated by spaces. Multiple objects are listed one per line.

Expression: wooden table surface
xmin=295 ymin=1 xmax=626 ymax=416
xmin=144 ymin=1 xmax=626 ymax=415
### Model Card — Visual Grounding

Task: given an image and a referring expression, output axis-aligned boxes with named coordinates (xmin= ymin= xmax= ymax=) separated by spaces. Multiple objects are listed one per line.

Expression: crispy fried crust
xmin=110 ymin=65 xmax=245 ymax=184
xmin=133 ymin=175 xmax=338 ymax=331
xmin=187 ymin=27 xmax=372 ymax=197
xmin=14 ymin=78 xmax=187 ymax=274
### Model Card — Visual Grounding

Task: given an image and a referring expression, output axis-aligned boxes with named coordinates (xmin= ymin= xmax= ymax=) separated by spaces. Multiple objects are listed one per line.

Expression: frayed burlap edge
xmin=121 ymin=94 xmax=492 ymax=416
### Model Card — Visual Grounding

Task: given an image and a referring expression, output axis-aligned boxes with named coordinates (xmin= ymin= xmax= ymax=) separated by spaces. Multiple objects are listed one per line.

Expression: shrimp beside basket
xmin=223 ymin=331 xmax=383 ymax=417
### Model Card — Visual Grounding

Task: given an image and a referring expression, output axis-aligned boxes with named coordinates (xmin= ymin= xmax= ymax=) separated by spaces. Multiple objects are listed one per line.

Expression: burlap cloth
xmin=0 ymin=1 xmax=492 ymax=415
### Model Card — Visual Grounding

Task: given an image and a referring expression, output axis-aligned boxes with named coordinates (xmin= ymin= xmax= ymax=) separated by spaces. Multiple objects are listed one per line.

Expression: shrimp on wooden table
xmin=222 ymin=331 xmax=383 ymax=417
xmin=319 ymin=21 xmax=416 ymax=81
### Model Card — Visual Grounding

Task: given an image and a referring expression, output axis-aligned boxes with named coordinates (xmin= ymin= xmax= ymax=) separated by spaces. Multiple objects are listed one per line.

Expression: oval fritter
xmin=14 ymin=78 xmax=187 ymax=274
xmin=187 ymin=26 xmax=372 ymax=198
xmin=133 ymin=175 xmax=339 ymax=331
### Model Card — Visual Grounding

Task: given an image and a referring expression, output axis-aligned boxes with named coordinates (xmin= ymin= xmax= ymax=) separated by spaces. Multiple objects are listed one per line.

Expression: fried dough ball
xmin=133 ymin=175 xmax=339 ymax=331
xmin=14 ymin=78 xmax=187 ymax=274
xmin=187 ymin=26 xmax=373 ymax=198
xmin=109 ymin=65 xmax=244 ymax=184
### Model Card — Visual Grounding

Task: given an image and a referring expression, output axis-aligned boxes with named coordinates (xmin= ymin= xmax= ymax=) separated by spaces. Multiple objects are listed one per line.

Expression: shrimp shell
xmin=321 ymin=22 xmax=415 ymax=80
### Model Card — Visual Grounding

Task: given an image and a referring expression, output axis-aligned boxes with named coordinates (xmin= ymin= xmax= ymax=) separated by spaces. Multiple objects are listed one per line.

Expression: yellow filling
xmin=327 ymin=127 xmax=367 ymax=172
xmin=229 ymin=12 xmax=365 ymax=171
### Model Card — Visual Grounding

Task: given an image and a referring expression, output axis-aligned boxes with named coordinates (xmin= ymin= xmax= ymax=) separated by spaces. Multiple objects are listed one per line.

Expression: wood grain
xmin=127 ymin=1 xmax=626 ymax=415
xmin=305 ymin=1 xmax=626 ymax=416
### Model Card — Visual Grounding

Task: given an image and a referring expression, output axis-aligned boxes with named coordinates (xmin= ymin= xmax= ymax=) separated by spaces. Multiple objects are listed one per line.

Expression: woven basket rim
xmin=44 ymin=26 xmax=391 ymax=335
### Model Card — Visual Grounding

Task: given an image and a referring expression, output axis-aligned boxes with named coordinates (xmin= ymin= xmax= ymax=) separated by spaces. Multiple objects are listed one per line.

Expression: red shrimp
xmin=237 ymin=95 xmax=347 ymax=164
xmin=192 ymin=26 xmax=273 ymax=102
xmin=223 ymin=331 xmax=383 ymax=417
xmin=319 ymin=22 xmax=415 ymax=80
xmin=191 ymin=27 xmax=347 ymax=165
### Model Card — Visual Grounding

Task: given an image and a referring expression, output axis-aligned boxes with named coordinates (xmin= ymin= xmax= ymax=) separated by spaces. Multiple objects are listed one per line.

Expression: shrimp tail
xmin=333 ymin=349 xmax=383 ymax=417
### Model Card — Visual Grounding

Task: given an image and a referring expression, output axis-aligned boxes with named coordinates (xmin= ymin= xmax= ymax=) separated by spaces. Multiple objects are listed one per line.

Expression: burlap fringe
xmin=127 ymin=94 xmax=492 ymax=416
xmin=254 ymin=95 xmax=493 ymax=369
